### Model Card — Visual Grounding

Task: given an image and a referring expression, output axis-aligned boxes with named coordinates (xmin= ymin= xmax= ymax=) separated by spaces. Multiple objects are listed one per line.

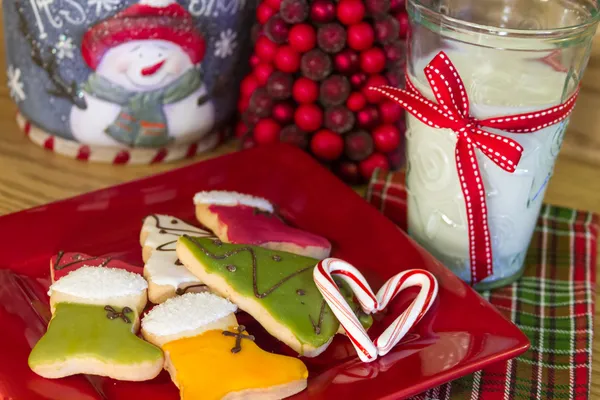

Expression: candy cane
xmin=314 ymin=258 xmax=439 ymax=363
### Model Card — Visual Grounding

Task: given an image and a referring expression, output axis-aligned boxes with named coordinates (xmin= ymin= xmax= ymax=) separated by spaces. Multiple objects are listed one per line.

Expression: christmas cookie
xmin=194 ymin=191 xmax=332 ymax=260
xmin=140 ymin=214 xmax=213 ymax=303
xmin=29 ymin=266 xmax=163 ymax=380
xmin=142 ymin=292 xmax=308 ymax=400
xmin=176 ymin=236 xmax=371 ymax=357
xmin=50 ymin=251 xmax=143 ymax=283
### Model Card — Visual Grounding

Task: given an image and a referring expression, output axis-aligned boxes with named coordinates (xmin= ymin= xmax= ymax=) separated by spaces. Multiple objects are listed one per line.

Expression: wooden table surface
xmin=1 ymin=15 xmax=600 ymax=399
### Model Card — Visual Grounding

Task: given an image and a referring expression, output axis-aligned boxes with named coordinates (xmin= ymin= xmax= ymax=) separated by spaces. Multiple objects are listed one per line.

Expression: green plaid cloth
xmin=367 ymin=169 xmax=599 ymax=400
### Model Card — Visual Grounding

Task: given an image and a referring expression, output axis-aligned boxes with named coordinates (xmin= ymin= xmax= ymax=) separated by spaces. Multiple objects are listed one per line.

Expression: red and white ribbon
xmin=370 ymin=52 xmax=579 ymax=284
xmin=314 ymin=258 xmax=438 ymax=363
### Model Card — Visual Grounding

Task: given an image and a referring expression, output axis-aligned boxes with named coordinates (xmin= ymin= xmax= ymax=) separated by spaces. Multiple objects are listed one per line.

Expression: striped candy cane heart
xmin=314 ymin=258 xmax=439 ymax=363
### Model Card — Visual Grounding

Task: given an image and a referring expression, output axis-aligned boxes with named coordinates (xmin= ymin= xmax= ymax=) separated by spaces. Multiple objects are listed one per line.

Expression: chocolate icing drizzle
xmin=148 ymin=214 xmax=205 ymax=235
xmin=54 ymin=251 xmax=112 ymax=271
xmin=186 ymin=236 xmax=327 ymax=335
xmin=104 ymin=306 xmax=133 ymax=324
xmin=309 ymin=301 xmax=327 ymax=335
xmin=186 ymin=236 xmax=312 ymax=299
xmin=222 ymin=325 xmax=255 ymax=354
xmin=156 ymin=240 xmax=178 ymax=252
xmin=176 ymin=284 xmax=210 ymax=295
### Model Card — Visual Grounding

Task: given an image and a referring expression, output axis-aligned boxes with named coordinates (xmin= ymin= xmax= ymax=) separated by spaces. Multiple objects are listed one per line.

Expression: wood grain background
xmin=0 ymin=6 xmax=599 ymax=399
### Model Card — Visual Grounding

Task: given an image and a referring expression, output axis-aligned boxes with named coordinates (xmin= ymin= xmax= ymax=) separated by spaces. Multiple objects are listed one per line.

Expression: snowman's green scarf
xmin=83 ymin=68 xmax=202 ymax=148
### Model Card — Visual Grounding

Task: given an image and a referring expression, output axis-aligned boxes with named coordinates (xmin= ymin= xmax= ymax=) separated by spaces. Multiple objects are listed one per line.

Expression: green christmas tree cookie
xmin=177 ymin=236 xmax=372 ymax=357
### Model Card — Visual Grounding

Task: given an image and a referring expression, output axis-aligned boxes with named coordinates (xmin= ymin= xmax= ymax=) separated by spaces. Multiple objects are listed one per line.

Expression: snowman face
xmin=96 ymin=40 xmax=194 ymax=91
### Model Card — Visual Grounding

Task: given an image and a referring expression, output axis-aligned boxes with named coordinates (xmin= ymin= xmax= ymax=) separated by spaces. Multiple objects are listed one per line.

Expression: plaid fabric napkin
xmin=366 ymin=169 xmax=599 ymax=400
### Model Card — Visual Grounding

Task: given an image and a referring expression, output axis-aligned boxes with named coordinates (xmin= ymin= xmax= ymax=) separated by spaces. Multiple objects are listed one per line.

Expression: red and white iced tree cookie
xmin=140 ymin=214 xmax=214 ymax=304
xmin=29 ymin=266 xmax=164 ymax=381
xmin=141 ymin=292 xmax=308 ymax=400
xmin=50 ymin=251 xmax=143 ymax=283
xmin=194 ymin=190 xmax=331 ymax=259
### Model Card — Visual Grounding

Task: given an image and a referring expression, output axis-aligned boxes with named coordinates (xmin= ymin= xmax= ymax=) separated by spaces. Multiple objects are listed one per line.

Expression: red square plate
xmin=0 ymin=144 xmax=529 ymax=400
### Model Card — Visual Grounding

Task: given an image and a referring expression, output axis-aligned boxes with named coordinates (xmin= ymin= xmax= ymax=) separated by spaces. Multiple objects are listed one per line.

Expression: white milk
xmin=406 ymin=48 xmax=569 ymax=284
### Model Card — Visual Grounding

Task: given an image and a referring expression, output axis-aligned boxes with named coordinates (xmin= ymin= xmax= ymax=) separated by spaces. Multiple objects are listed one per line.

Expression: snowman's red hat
xmin=81 ymin=0 xmax=206 ymax=70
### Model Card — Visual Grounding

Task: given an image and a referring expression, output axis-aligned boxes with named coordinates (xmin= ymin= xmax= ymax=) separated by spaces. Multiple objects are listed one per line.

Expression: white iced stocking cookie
xmin=29 ymin=266 xmax=163 ymax=381
xmin=140 ymin=214 xmax=213 ymax=303
xmin=142 ymin=293 xmax=308 ymax=400
xmin=194 ymin=191 xmax=332 ymax=260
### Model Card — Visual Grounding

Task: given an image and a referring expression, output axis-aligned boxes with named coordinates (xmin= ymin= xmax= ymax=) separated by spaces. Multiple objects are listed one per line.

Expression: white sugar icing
xmin=48 ymin=266 xmax=147 ymax=298
xmin=142 ymin=215 xmax=211 ymax=250
xmin=145 ymin=251 xmax=199 ymax=287
xmin=193 ymin=191 xmax=274 ymax=213
xmin=141 ymin=293 xmax=237 ymax=336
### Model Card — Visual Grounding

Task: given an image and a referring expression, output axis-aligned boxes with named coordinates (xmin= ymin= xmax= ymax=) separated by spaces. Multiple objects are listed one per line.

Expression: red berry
xmin=384 ymin=41 xmax=406 ymax=63
xmin=311 ymin=129 xmax=344 ymax=161
xmin=241 ymin=75 xmax=260 ymax=98
xmin=265 ymin=0 xmax=283 ymax=10
xmin=360 ymin=48 xmax=387 ymax=74
xmin=372 ymin=124 xmax=401 ymax=152
xmin=272 ymin=102 xmax=295 ymax=124
xmin=257 ymin=3 xmax=276 ymax=24
xmin=267 ymin=71 xmax=294 ymax=100
xmin=365 ymin=0 xmax=391 ymax=15
xmin=390 ymin=0 xmax=405 ymax=12
xmin=301 ymin=49 xmax=333 ymax=81
xmin=238 ymin=96 xmax=250 ymax=113
xmin=374 ymin=15 xmax=400 ymax=44
xmin=254 ymin=118 xmax=281 ymax=144
xmin=280 ymin=125 xmax=309 ymax=149
xmin=359 ymin=153 xmax=389 ymax=179
xmin=254 ymin=63 xmax=275 ymax=85
xmin=335 ymin=161 xmax=362 ymax=183
xmin=356 ymin=105 xmax=380 ymax=129
xmin=379 ymin=101 xmax=403 ymax=123
xmin=324 ymin=105 xmax=355 ymax=133
xmin=256 ymin=36 xmax=278 ymax=63
xmin=347 ymin=92 xmax=367 ymax=111
xmin=275 ymin=46 xmax=301 ymax=73
xmin=345 ymin=130 xmax=374 ymax=161
xmin=386 ymin=69 xmax=404 ymax=88
xmin=242 ymin=135 xmax=257 ymax=149
xmin=295 ymin=103 xmax=323 ymax=132
xmin=362 ymin=75 xmax=388 ymax=103
xmin=235 ymin=120 xmax=248 ymax=138
xmin=280 ymin=0 xmax=309 ymax=23
xmin=317 ymin=23 xmax=347 ymax=54
xmin=337 ymin=0 xmax=366 ymax=25
xmin=265 ymin=15 xmax=290 ymax=44
xmin=310 ymin=0 xmax=336 ymax=23
xmin=243 ymin=111 xmax=262 ymax=127
xmin=288 ymin=24 xmax=317 ymax=53
xmin=250 ymin=54 xmax=261 ymax=68
xmin=350 ymin=72 xmax=367 ymax=89
xmin=334 ymin=49 xmax=359 ymax=74
xmin=320 ymin=75 xmax=351 ymax=107
xmin=293 ymin=77 xmax=319 ymax=104
xmin=395 ymin=12 xmax=409 ymax=38
xmin=347 ymin=22 xmax=375 ymax=51
xmin=249 ymin=88 xmax=273 ymax=117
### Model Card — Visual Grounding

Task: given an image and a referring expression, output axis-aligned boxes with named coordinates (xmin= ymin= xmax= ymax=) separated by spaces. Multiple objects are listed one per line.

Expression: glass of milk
xmin=404 ymin=0 xmax=599 ymax=289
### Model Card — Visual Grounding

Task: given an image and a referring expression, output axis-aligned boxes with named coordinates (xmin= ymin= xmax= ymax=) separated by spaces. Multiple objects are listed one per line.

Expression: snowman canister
xmin=4 ymin=0 xmax=254 ymax=163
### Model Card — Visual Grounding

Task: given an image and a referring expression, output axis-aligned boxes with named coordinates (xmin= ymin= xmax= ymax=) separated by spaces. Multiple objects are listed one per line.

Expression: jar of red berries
xmin=238 ymin=0 xmax=408 ymax=183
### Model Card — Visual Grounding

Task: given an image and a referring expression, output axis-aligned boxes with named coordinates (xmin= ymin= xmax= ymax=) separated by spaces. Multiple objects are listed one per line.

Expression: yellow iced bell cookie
xmin=141 ymin=293 xmax=308 ymax=400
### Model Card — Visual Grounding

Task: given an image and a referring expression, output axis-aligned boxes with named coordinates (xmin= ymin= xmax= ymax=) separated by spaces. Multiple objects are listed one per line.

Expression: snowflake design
xmin=54 ymin=35 xmax=75 ymax=60
xmin=214 ymin=29 xmax=238 ymax=59
xmin=88 ymin=0 xmax=120 ymax=15
xmin=7 ymin=65 xmax=26 ymax=102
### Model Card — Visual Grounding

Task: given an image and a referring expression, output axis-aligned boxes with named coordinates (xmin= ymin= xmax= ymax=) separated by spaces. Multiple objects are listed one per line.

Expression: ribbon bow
xmin=371 ymin=51 xmax=579 ymax=284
